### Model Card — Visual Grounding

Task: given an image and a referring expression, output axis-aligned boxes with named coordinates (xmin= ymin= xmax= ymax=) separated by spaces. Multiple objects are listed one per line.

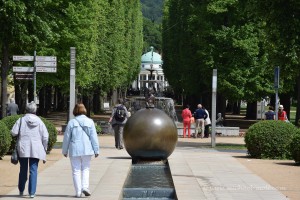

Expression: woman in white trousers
xmin=62 ymin=103 xmax=100 ymax=198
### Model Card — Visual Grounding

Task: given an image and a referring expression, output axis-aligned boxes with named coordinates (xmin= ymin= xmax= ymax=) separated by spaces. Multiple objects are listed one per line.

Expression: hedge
xmin=245 ymin=120 xmax=299 ymax=159
xmin=1 ymin=115 xmax=57 ymax=154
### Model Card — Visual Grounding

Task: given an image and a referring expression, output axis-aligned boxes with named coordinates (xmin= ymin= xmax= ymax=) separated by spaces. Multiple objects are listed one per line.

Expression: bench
xmin=215 ymin=126 xmax=240 ymax=136
xmin=176 ymin=122 xmax=240 ymax=137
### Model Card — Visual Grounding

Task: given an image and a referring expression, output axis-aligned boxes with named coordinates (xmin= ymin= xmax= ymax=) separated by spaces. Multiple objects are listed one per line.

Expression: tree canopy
xmin=0 ymin=0 xmax=143 ymax=117
xmin=162 ymin=0 xmax=300 ymax=120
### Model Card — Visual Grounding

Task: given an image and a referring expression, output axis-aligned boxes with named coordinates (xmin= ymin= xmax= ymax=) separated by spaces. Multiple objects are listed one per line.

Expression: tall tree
xmin=0 ymin=0 xmax=57 ymax=117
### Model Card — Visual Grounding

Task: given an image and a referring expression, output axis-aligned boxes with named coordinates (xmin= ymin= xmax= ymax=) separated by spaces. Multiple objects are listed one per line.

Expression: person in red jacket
xmin=181 ymin=105 xmax=192 ymax=138
xmin=278 ymin=105 xmax=288 ymax=121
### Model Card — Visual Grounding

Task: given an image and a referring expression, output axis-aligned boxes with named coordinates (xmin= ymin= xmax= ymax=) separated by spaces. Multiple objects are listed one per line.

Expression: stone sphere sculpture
xmin=123 ymin=107 xmax=178 ymax=160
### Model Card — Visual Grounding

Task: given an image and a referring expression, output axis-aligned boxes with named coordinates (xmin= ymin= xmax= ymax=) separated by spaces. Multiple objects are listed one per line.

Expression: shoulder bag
xmin=11 ymin=117 xmax=22 ymax=165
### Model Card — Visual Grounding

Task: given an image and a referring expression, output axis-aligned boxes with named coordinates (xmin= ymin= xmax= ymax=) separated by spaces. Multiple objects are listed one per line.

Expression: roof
xmin=141 ymin=46 xmax=162 ymax=64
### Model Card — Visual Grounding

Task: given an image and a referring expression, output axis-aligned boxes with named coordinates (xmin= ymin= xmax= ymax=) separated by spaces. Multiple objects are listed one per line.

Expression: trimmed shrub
xmin=40 ymin=117 xmax=57 ymax=153
xmin=290 ymin=134 xmax=300 ymax=164
xmin=245 ymin=120 xmax=298 ymax=159
xmin=0 ymin=121 xmax=12 ymax=158
xmin=95 ymin=124 xmax=102 ymax=134
xmin=1 ymin=115 xmax=24 ymax=154
xmin=1 ymin=115 xmax=57 ymax=154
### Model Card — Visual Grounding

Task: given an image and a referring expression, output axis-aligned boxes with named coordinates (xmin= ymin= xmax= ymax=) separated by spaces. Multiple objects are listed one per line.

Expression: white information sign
xmin=13 ymin=66 xmax=34 ymax=72
xmin=35 ymin=61 xmax=57 ymax=67
xmin=13 ymin=56 xmax=34 ymax=61
xmin=36 ymin=67 xmax=57 ymax=73
xmin=36 ymin=56 xmax=57 ymax=62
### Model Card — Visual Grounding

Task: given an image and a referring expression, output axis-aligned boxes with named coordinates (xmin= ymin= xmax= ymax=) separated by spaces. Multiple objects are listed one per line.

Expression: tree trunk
xmin=28 ymin=81 xmax=34 ymax=102
xmin=1 ymin=41 xmax=9 ymax=118
xmin=38 ymin=87 xmax=46 ymax=116
xmin=233 ymin=101 xmax=240 ymax=114
xmin=296 ymin=76 xmax=300 ymax=126
xmin=246 ymin=101 xmax=257 ymax=119
xmin=82 ymin=95 xmax=91 ymax=117
xmin=279 ymin=93 xmax=291 ymax=120
xmin=93 ymin=88 xmax=100 ymax=114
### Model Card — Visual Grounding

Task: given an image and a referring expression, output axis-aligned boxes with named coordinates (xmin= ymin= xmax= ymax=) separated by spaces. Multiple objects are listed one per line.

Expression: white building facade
xmin=131 ymin=47 xmax=168 ymax=94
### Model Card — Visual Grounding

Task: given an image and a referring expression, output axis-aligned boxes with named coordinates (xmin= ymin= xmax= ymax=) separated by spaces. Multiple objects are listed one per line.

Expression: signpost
xmin=274 ymin=67 xmax=280 ymax=120
xmin=36 ymin=56 xmax=57 ymax=62
xmin=13 ymin=67 xmax=34 ymax=72
xmin=211 ymin=69 xmax=217 ymax=148
xmin=13 ymin=56 xmax=34 ymax=61
xmin=35 ymin=61 xmax=57 ymax=67
xmin=15 ymin=73 xmax=34 ymax=80
xmin=13 ymin=52 xmax=57 ymax=104
xmin=69 ymin=47 xmax=76 ymax=120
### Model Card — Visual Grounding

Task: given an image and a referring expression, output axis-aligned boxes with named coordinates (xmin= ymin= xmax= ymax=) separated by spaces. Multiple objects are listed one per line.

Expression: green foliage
xmin=290 ymin=134 xmax=300 ymax=164
xmin=95 ymin=124 xmax=102 ymax=134
xmin=1 ymin=115 xmax=57 ymax=154
xmin=1 ymin=0 xmax=144 ymax=113
xmin=141 ymin=0 xmax=164 ymax=23
xmin=0 ymin=121 xmax=12 ymax=158
xmin=1 ymin=115 xmax=24 ymax=153
xmin=40 ymin=117 xmax=57 ymax=153
xmin=245 ymin=120 xmax=298 ymax=159
xmin=163 ymin=0 xmax=299 ymax=103
xmin=143 ymin=17 xmax=162 ymax=52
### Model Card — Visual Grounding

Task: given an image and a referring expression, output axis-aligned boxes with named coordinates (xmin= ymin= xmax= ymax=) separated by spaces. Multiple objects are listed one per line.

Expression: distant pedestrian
xmin=62 ymin=103 xmax=100 ymax=198
xmin=203 ymin=106 xmax=211 ymax=138
xmin=11 ymin=101 xmax=49 ymax=198
xmin=181 ymin=104 xmax=192 ymax=138
xmin=7 ymin=98 xmax=19 ymax=116
xmin=278 ymin=105 xmax=288 ymax=122
xmin=193 ymin=104 xmax=207 ymax=138
xmin=265 ymin=106 xmax=275 ymax=120
xmin=216 ymin=113 xmax=224 ymax=127
xmin=109 ymin=98 xmax=129 ymax=149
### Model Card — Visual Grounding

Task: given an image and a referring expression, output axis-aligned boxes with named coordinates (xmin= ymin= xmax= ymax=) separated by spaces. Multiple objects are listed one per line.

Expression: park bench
xmin=176 ymin=122 xmax=240 ymax=137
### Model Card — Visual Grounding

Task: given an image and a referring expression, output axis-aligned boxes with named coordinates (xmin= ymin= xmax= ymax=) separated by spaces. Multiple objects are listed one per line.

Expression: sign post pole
xmin=211 ymin=69 xmax=217 ymax=148
xmin=69 ymin=47 xmax=76 ymax=120
xmin=34 ymin=50 xmax=37 ymax=103
xmin=274 ymin=67 xmax=280 ymax=120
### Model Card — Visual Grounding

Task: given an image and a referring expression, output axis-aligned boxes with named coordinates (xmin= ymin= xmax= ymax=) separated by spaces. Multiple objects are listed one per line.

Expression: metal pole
xmin=211 ymin=69 xmax=217 ymax=148
xmin=69 ymin=47 xmax=76 ymax=120
xmin=275 ymin=90 xmax=279 ymax=120
xmin=274 ymin=67 xmax=280 ymax=120
xmin=33 ymin=50 xmax=37 ymax=103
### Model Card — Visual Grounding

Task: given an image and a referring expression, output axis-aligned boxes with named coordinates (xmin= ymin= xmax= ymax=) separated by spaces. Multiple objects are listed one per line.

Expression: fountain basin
xmin=122 ymin=161 xmax=177 ymax=200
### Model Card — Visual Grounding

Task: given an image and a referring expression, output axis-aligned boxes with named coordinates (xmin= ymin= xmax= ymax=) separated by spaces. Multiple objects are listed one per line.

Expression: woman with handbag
xmin=11 ymin=101 xmax=49 ymax=198
xmin=62 ymin=103 xmax=100 ymax=198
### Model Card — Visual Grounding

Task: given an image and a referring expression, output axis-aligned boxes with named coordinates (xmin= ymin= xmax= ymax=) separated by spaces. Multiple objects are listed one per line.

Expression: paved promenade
xmin=1 ymin=135 xmax=288 ymax=200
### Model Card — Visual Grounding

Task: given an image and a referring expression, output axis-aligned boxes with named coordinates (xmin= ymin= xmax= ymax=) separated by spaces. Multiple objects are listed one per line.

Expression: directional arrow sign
xmin=15 ymin=73 xmax=34 ymax=80
xmin=13 ymin=56 xmax=34 ymax=61
xmin=36 ymin=56 xmax=57 ymax=62
xmin=36 ymin=67 xmax=57 ymax=73
xmin=13 ymin=66 xmax=34 ymax=72
xmin=35 ymin=61 xmax=57 ymax=67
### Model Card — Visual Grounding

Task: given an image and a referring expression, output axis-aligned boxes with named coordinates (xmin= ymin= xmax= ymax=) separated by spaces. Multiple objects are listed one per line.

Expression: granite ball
xmin=123 ymin=108 xmax=178 ymax=160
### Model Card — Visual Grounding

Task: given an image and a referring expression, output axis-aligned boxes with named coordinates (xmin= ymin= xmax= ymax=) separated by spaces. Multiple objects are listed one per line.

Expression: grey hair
xmin=26 ymin=101 xmax=37 ymax=114
xmin=10 ymin=98 xmax=15 ymax=103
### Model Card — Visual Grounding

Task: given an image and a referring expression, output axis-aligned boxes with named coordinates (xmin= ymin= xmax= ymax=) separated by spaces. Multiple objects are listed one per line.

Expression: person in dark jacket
xmin=193 ymin=104 xmax=207 ymax=138
xmin=109 ymin=98 xmax=129 ymax=149
xmin=7 ymin=98 xmax=19 ymax=116
xmin=265 ymin=106 xmax=275 ymax=120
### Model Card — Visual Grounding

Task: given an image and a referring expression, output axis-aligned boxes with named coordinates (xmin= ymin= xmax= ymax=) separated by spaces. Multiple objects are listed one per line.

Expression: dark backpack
xmin=114 ymin=105 xmax=126 ymax=122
